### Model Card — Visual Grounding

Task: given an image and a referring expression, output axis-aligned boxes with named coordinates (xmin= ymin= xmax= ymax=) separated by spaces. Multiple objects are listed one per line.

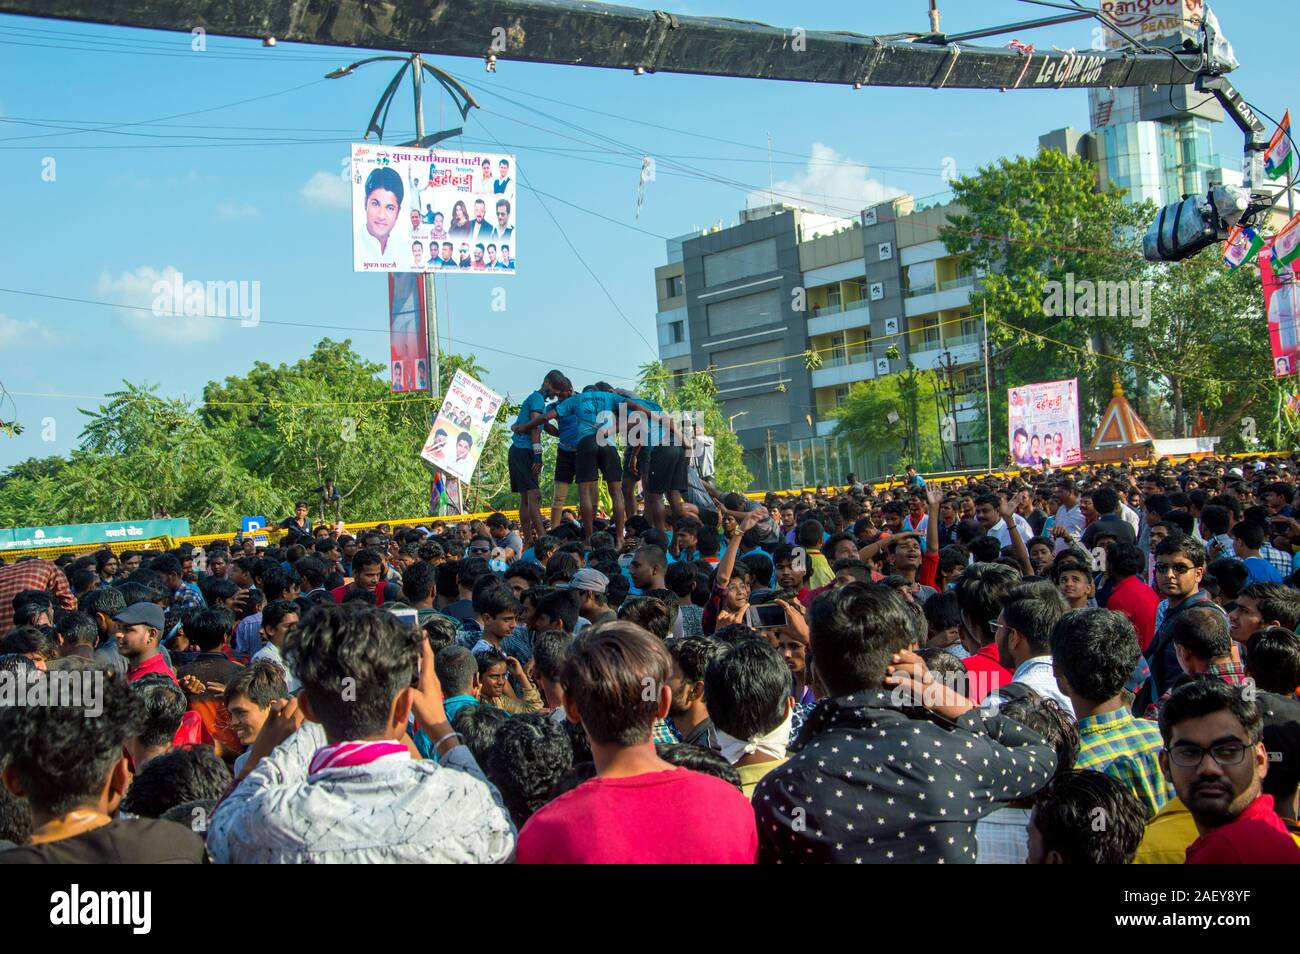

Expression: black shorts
xmin=623 ymin=445 xmax=650 ymax=482
xmin=554 ymin=448 xmax=577 ymax=485
xmin=508 ymin=445 xmax=539 ymax=493
xmin=647 ymin=445 xmax=689 ymax=494
xmin=576 ymin=434 xmax=622 ymax=485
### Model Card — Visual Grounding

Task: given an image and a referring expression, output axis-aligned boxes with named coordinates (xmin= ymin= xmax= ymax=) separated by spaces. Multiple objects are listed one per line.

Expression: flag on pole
xmin=1269 ymin=212 xmax=1300 ymax=270
xmin=1224 ymin=224 xmax=1264 ymax=268
xmin=1265 ymin=111 xmax=1293 ymax=181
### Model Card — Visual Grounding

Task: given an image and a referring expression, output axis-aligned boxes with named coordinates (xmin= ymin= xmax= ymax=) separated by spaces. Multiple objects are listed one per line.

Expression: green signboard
xmin=0 ymin=518 xmax=192 ymax=552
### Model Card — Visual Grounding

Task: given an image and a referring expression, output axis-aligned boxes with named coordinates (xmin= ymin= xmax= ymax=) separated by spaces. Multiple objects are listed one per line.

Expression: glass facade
xmin=1099 ymin=119 xmax=1225 ymax=207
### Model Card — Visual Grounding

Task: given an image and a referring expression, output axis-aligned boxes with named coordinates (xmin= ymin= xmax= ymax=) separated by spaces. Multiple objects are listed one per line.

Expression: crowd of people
xmin=2 ymin=443 xmax=1300 ymax=864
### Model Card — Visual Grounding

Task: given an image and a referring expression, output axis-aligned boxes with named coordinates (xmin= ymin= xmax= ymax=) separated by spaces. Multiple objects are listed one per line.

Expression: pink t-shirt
xmin=517 ymin=767 xmax=758 ymax=864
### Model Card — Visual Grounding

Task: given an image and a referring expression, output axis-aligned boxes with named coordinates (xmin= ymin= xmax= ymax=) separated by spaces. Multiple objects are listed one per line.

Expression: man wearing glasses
xmin=1140 ymin=534 xmax=1227 ymax=715
xmin=1157 ymin=679 xmax=1300 ymax=863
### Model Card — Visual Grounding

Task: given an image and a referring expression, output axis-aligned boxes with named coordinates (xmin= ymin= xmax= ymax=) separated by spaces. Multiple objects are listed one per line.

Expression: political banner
xmin=1263 ymin=251 xmax=1300 ymax=377
xmin=420 ymin=370 xmax=502 ymax=484
xmin=0 ymin=518 xmax=191 ymax=552
xmin=352 ymin=143 xmax=516 ymax=274
xmin=1008 ymin=378 xmax=1081 ymax=468
xmin=389 ymin=273 xmax=430 ymax=392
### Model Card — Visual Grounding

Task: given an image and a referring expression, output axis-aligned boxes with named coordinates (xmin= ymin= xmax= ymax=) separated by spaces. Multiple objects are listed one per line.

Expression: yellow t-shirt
xmin=736 ymin=757 xmax=789 ymax=800
xmin=1133 ymin=797 xmax=1198 ymax=864
xmin=807 ymin=550 xmax=834 ymax=589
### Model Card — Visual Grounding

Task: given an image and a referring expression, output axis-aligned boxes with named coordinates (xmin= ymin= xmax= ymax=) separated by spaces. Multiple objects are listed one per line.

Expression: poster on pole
xmin=388 ymin=273 xmax=430 ymax=392
xmin=420 ymin=370 xmax=502 ymax=484
xmin=352 ymin=143 xmax=516 ymax=274
xmin=1262 ymin=252 xmax=1300 ymax=377
xmin=1008 ymin=378 xmax=1081 ymax=468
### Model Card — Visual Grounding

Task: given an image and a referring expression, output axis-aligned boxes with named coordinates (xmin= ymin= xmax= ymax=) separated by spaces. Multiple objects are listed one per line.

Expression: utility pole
xmin=411 ymin=54 xmax=441 ymax=398
xmin=982 ymin=303 xmax=992 ymax=473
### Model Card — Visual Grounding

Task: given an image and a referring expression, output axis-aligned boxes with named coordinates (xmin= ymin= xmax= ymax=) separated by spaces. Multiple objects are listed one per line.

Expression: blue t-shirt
xmin=635 ymin=397 xmax=665 ymax=447
xmin=512 ymin=389 xmax=547 ymax=450
xmin=555 ymin=391 xmax=626 ymax=442
xmin=557 ymin=406 xmax=582 ymax=452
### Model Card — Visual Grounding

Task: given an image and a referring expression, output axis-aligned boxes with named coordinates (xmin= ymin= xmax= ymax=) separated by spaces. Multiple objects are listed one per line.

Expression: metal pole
xmin=982 ymin=302 xmax=992 ymax=473
xmin=412 ymin=54 xmax=441 ymax=398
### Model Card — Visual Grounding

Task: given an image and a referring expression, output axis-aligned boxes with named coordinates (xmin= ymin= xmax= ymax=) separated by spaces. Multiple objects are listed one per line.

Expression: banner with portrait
xmin=352 ymin=143 xmax=517 ymax=274
xmin=1008 ymin=378 xmax=1081 ymax=468
xmin=1262 ymin=254 xmax=1300 ymax=377
xmin=388 ymin=273 xmax=430 ymax=393
xmin=419 ymin=370 xmax=502 ymax=484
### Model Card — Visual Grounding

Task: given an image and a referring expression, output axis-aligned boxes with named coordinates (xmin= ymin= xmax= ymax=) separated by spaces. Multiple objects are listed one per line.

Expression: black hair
xmin=1240 ymin=582 xmax=1300 ymax=632
xmin=953 ymin=562 xmax=1021 ymax=646
xmin=285 ymin=604 xmax=420 ymax=740
xmin=363 ymin=165 xmax=404 ymax=205
xmin=655 ymin=743 xmax=742 ymax=790
xmin=182 ymin=606 xmax=235 ymax=652
xmin=1031 ymin=770 xmax=1147 ymax=863
xmin=561 ymin=621 xmax=672 ymax=747
xmin=616 ymin=595 xmax=674 ymax=639
xmin=532 ymin=630 xmax=573 ymax=683
xmin=535 ymin=588 xmax=582 ymax=634
xmin=664 ymin=561 xmax=698 ymax=599
xmin=1001 ymin=586 xmax=1067 ymax=655
xmin=696 ymin=527 xmax=721 ymax=558
xmin=1246 ymin=627 xmax=1300 ymax=695
xmin=712 ymin=623 xmax=763 ymax=646
xmin=224 ymin=660 xmax=288 ymax=709
xmin=55 ymin=610 xmax=98 ymax=649
xmin=0 ymin=670 xmax=139 ymax=816
xmin=740 ymin=552 xmax=774 ymax=590
xmin=0 ymin=625 xmax=58 ymax=659
xmin=80 ymin=585 xmax=126 ymax=620
xmin=1231 ymin=520 xmax=1267 ymax=552
xmin=917 ymin=647 xmax=967 ymax=698
xmin=999 ymin=693 xmax=1079 ymax=780
xmin=1170 ymin=606 xmax=1232 ymax=661
xmin=704 ymin=639 xmax=790 ymax=742
xmin=665 ymin=635 xmax=726 ymax=685
xmin=260 ymin=566 xmax=301 ymax=602
xmin=1205 ymin=558 xmax=1249 ymax=602
xmin=476 ymin=647 xmax=509 ymax=675
xmin=503 ymin=562 xmax=544 ymax=589
xmin=1159 ymin=677 xmax=1263 ymax=746
xmin=1199 ymin=503 xmax=1232 ymax=536
xmin=129 ymin=674 xmax=188 ymax=749
xmin=486 ymin=715 xmax=575 ymax=828
xmin=1049 ymin=608 xmax=1140 ymax=704
xmin=922 ymin=590 xmax=962 ymax=633
xmin=121 ymin=744 xmax=231 ymax=819
xmin=808 ymin=582 xmax=917 ymax=696
xmin=1106 ymin=541 xmax=1145 ymax=579
xmin=435 ymin=644 xmax=479 ymax=697
xmin=453 ymin=704 xmax=509 ymax=766
xmin=0 ymin=781 xmax=32 ymax=847
xmin=350 ymin=548 xmax=385 ymax=574
xmin=1156 ymin=531 xmax=1206 ymax=567
xmin=434 ymin=560 xmax=462 ymax=600
xmin=796 ymin=520 xmax=825 ymax=549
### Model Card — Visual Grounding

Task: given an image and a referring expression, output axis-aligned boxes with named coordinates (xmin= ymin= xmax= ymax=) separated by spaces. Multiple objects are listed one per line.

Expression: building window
xmin=671 ymin=369 xmax=687 ymax=389
xmin=666 ymin=274 xmax=685 ymax=298
xmin=670 ymin=320 xmax=685 ymax=344
xmin=834 ymin=386 xmax=850 ymax=407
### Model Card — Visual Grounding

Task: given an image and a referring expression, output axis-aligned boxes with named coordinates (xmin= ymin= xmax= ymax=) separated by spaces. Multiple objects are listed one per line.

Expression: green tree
xmin=831 ymin=367 xmax=941 ymax=473
xmin=636 ymin=361 xmax=752 ymax=491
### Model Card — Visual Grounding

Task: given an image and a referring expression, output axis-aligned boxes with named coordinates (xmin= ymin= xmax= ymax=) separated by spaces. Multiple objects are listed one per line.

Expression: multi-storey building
xmin=652 ymin=198 xmax=989 ymax=490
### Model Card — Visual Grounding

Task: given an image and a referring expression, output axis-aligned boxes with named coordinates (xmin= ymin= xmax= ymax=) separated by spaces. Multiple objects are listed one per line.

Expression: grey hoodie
xmin=207 ymin=722 xmax=516 ymax=863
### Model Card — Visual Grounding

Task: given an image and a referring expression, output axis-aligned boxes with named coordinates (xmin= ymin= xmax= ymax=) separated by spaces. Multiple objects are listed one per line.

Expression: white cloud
xmin=216 ymin=201 xmax=258 ymax=220
xmin=747 ymin=142 xmax=904 ymax=219
xmin=0 ymin=314 xmax=57 ymax=349
xmin=95 ymin=266 xmax=223 ymax=344
xmin=300 ymin=170 xmax=349 ymax=209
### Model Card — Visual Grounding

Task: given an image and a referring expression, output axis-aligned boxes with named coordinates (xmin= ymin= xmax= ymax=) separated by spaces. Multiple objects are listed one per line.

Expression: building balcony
xmin=810 ymin=351 xmax=877 ymax=389
xmin=904 ymin=278 xmax=976 ymax=318
xmin=815 ymin=419 xmax=837 ymax=437
xmin=808 ymin=299 xmax=871 ymax=336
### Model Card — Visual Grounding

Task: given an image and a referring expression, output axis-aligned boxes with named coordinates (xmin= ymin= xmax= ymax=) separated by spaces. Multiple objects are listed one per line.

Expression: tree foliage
xmin=830 ymin=368 xmax=942 ymax=472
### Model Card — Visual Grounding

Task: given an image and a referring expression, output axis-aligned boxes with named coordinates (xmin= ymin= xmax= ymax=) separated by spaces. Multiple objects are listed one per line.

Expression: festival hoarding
xmin=388 ymin=273 xmax=430 ymax=393
xmin=419 ymin=370 xmax=502 ymax=484
xmin=1008 ymin=379 xmax=1082 ymax=468
xmin=352 ymin=143 xmax=516 ymax=274
xmin=1263 ymin=245 xmax=1300 ymax=377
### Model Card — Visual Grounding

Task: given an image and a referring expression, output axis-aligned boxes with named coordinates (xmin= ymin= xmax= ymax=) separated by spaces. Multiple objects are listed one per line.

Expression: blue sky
xmin=0 ymin=1 xmax=1287 ymax=471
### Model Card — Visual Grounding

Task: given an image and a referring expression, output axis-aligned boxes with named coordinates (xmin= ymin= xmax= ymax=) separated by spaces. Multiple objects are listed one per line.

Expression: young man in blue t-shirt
xmin=508 ymin=370 xmax=572 ymax=546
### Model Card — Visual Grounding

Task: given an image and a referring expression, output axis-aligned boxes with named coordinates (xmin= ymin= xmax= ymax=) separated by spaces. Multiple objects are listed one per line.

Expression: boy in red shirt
xmin=1159 ymin=679 xmax=1300 ymax=864
xmin=517 ymin=621 xmax=757 ymax=863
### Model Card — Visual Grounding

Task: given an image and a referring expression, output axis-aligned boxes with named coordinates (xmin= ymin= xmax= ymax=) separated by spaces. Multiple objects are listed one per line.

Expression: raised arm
xmin=1001 ymin=492 xmax=1033 ymax=577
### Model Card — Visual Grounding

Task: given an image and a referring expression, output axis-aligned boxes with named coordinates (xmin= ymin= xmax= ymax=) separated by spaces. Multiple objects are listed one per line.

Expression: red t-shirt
xmin=1186 ymin=795 xmax=1300 ymax=864
xmin=127 ymin=652 xmax=177 ymax=684
xmin=330 ymin=582 xmax=386 ymax=606
xmin=961 ymin=643 xmax=1012 ymax=703
xmin=517 ymin=767 xmax=758 ymax=864
xmin=1103 ymin=574 xmax=1160 ymax=653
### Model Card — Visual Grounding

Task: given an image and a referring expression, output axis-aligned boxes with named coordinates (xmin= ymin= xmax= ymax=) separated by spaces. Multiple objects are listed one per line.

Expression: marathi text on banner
xmin=1007 ymin=378 xmax=1082 ymax=469
xmin=419 ymin=370 xmax=503 ymax=485
xmin=352 ymin=144 xmax=517 ymax=275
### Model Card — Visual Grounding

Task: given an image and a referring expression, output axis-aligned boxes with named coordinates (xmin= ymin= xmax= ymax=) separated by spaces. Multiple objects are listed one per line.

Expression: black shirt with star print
xmin=753 ymin=689 xmax=1056 ymax=864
